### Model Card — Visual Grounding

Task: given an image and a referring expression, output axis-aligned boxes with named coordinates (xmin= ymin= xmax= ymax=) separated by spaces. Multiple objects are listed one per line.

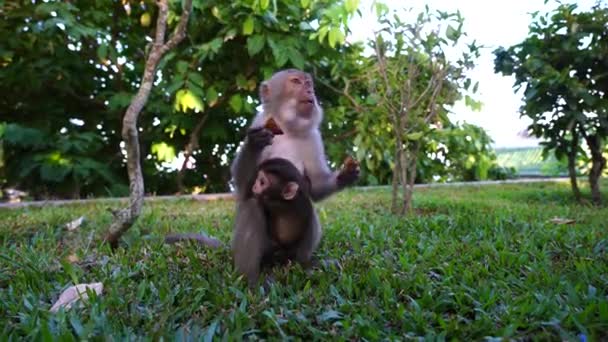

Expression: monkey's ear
xmin=282 ymin=182 xmax=299 ymax=200
xmin=260 ymin=82 xmax=270 ymax=103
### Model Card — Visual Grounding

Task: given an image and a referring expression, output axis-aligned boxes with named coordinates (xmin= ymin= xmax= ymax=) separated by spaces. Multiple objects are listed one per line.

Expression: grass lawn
xmin=1 ymin=181 xmax=607 ymax=340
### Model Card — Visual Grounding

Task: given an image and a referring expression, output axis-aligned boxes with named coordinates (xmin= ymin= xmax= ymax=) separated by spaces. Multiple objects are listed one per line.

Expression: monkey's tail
xmin=164 ymin=232 xmax=224 ymax=248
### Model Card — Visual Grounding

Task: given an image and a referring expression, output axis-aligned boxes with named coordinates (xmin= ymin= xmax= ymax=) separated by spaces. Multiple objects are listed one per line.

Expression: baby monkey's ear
xmin=282 ymin=182 xmax=299 ymax=200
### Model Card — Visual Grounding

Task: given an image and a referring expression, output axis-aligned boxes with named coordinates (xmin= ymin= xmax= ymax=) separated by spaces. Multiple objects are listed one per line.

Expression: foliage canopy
xmin=494 ymin=2 xmax=608 ymax=204
xmin=1 ymin=0 xmax=505 ymax=200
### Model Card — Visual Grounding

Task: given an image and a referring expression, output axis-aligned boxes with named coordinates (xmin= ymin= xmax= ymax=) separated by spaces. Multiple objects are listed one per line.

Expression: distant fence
xmin=495 ymin=146 xmax=568 ymax=178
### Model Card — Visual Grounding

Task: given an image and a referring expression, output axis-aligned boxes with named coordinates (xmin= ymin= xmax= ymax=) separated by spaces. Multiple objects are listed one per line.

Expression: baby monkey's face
xmin=252 ymin=170 xmax=299 ymax=202
xmin=252 ymin=171 xmax=272 ymax=197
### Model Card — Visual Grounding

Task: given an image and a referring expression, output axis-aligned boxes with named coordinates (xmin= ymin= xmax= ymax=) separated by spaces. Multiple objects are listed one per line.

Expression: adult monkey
xmin=230 ymin=69 xmax=359 ymax=287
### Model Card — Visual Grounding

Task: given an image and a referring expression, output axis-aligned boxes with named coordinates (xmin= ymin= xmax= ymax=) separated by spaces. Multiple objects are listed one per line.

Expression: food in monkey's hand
xmin=337 ymin=155 xmax=360 ymax=187
xmin=264 ymin=117 xmax=284 ymax=135
xmin=343 ymin=156 xmax=359 ymax=171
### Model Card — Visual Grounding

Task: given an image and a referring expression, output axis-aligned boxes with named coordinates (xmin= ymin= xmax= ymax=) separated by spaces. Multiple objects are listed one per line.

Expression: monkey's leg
xmin=291 ymin=212 xmax=341 ymax=273
xmin=232 ymin=198 xmax=272 ymax=288
xmin=292 ymin=210 xmax=323 ymax=269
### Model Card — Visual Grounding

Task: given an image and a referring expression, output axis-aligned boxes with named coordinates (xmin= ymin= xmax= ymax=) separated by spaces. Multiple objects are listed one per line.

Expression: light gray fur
xmin=231 ymin=197 xmax=272 ymax=287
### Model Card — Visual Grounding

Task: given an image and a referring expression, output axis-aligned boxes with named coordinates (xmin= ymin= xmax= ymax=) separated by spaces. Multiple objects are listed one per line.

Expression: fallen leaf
xmin=548 ymin=217 xmax=576 ymax=225
xmin=50 ymin=282 xmax=103 ymax=313
xmin=67 ymin=254 xmax=79 ymax=263
xmin=65 ymin=216 xmax=85 ymax=231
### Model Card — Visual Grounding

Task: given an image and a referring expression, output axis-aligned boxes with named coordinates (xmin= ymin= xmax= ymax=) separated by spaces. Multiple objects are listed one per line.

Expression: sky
xmin=347 ymin=0 xmax=597 ymax=148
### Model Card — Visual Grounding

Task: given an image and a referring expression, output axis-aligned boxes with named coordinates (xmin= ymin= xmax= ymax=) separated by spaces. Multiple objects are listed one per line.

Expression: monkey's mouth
xmin=297 ymin=100 xmax=314 ymax=117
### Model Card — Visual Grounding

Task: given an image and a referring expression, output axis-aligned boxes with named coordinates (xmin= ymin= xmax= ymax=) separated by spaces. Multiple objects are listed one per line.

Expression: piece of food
xmin=343 ymin=156 xmax=359 ymax=170
xmin=264 ymin=117 xmax=284 ymax=135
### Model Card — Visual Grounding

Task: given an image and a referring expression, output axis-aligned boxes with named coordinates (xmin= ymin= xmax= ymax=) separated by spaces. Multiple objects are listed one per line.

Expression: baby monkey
xmin=249 ymin=158 xmax=319 ymax=278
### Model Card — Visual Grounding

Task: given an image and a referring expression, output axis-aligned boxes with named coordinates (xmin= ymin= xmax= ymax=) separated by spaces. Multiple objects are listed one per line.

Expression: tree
xmin=330 ymin=4 xmax=480 ymax=214
xmin=0 ymin=0 xmax=359 ymax=199
xmin=494 ymin=2 xmax=608 ymax=205
xmin=104 ymin=0 xmax=193 ymax=248
xmin=419 ymin=122 xmax=510 ymax=183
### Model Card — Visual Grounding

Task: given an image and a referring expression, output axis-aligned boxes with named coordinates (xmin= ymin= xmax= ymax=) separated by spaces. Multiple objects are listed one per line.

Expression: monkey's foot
xmin=263 ymin=275 xmax=276 ymax=290
xmin=305 ymin=257 xmax=342 ymax=274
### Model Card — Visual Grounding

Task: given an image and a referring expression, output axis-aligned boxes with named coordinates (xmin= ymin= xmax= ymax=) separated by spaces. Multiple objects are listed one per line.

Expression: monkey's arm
xmin=307 ymin=169 xmax=340 ymax=202
xmin=231 ymin=144 xmax=259 ymax=198
xmin=232 ymin=198 xmax=271 ymax=288
xmin=230 ymin=128 xmax=273 ymax=198
xmin=306 ymin=135 xmax=359 ymax=202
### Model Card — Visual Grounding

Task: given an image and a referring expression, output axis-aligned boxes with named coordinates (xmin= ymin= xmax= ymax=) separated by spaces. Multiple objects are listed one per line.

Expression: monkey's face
xmin=261 ymin=69 xmax=322 ymax=134
xmin=252 ymin=170 xmax=299 ymax=202
xmin=285 ymin=72 xmax=316 ymax=116
xmin=252 ymin=171 xmax=272 ymax=197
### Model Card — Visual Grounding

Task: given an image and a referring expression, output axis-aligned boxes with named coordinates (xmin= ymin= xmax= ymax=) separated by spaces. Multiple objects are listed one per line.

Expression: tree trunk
xmin=176 ymin=114 xmax=208 ymax=194
xmin=391 ymin=147 xmax=400 ymax=214
xmin=586 ymin=135 xmax=606 ymax=206
xmin=104 ymin=0 xmax=193 ymax=248
xmin=567 ymin=129 xmax=581 ymax=202
xmin=399 ymin=146 xmax=409 ymax=215
xmin=390 ymin=110 xmax=404 ymax=215
xmin=403 ymin=143 xmax=419 ymax=214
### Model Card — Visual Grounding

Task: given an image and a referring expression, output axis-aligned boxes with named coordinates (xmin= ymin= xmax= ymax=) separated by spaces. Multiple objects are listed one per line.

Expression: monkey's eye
xmin=290 ymin=78 xmax=302 ymax=85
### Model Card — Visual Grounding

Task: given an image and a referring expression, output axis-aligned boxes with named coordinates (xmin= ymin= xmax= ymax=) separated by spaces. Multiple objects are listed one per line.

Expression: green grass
xmin=1 ymin=181 xmax=608 ymax=340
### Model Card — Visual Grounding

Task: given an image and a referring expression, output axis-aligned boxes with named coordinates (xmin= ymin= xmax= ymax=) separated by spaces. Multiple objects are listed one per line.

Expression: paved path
xmin=0 ymin=177 xmax=569 ymax=209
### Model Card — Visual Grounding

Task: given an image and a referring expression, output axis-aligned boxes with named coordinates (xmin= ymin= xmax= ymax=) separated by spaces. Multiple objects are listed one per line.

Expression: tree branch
xmin=104 ymin=0 xmax=194 ymax=248
xmin=177 ymin=113 xmax=209 ymax=194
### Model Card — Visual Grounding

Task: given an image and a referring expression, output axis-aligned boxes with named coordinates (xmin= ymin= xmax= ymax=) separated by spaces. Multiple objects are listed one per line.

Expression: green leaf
xmin=209 ymin=38 xmax=223 ymax=53
xmin=243 ymin=16 xmax=255 ymax=36
xmin=176 ymin=61 xmax=189 ymax=74
xmin=374 ymin=2 xmax=389 ymax=17
xmin=3 ymin=124 xmax=48 ymax=149
xmin=206 ymin=87 xmax=218 ymax=106
xmin=406 ymin=132 xmax=424 ymax=141
xmin=300 ymin=0 xmax=311 ymax=8
xmin=187 ymin=80 xmax=205 ymax=100
xmin=287 ymin=48 xmax=305 ymax=70
xmin=268 ymin=38 xmax=288 ymax=67
xmin=345 ymin=0 xmax=359 ymax=12
xmin=224 ymin=28 xmax=237 ymax=41
xmin=236 ymin=74 xmax=248 ymax=89
xmin=328 ymin=27 xmax=344 ymax=48
xmin=158 ymin=52 xmax=177 ymax=71
xmin=174 ymin=89 xmax=204 ymax=112
xmin=188 ymin=72 xmax=205 ymax=88
xmin=108 ymin=92 xmax=132 ymax=111
xmin=446 ymin=25 xmax=459 ymax=41
xmin=247 ymin=35 xmax=265 ymax=56
xmin=229 ymin=95 xmax=243 ymax=113
xmin=317 ymin=26 xmax=329 ymax=43
xmin=166 ymin=77 xmax=185 ymax=95
xmin=151 ymin=142 xmax=176 ymax=162
xmin=40 ymin=154 xmax=71 ymax=182
xmin=96 ymin=44 xmax=108 ymax=61
xmin=260 ymin=0 xmax=270 ymax=11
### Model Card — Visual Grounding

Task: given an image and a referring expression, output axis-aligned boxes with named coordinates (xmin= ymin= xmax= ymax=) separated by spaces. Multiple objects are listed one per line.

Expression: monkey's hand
xmin=246 ymin=127 xmax=274 ymax=151
xmin=336 ymin=156 xmax=360 ymax=188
